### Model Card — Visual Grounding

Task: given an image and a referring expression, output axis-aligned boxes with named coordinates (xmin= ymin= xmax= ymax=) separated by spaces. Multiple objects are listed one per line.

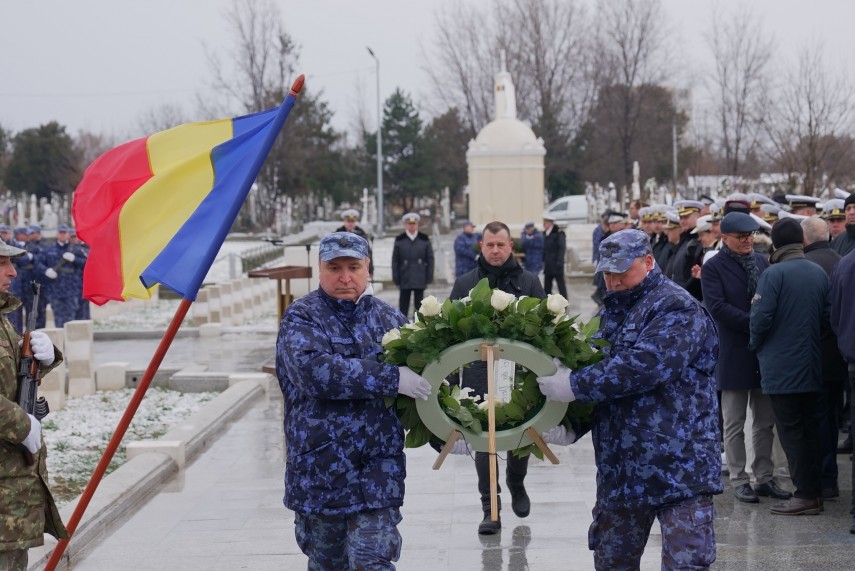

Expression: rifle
xmin=16 ymin=282 xmax=49 ymax=466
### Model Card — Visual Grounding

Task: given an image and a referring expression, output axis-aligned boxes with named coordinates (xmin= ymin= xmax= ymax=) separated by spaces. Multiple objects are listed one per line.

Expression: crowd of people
xmin=0 ymin=223 xmax=89 ymax=330
xmin=612 ymin=191 xmax=855 ymax=525
xmin=277 ymin=195 xmax=855 ymax=569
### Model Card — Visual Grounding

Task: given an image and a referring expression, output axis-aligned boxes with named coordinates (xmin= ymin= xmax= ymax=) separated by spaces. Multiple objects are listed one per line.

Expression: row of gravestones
xmin=37 ymin=277 xmax=280 ymax=412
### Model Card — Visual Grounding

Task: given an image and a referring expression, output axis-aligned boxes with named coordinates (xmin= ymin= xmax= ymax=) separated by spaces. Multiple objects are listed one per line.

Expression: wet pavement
xmin=67 ymin=275 xmax=855 ymax=570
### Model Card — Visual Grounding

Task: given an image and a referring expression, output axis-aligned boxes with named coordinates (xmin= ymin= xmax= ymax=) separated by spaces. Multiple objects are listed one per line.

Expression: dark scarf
xmin=769 ymin=243 xmax=805 ymax=264
xmin=721 ymin=243 xmax=760 ymax=302
xmin=477 ymin=254 xmax=521 ymax=288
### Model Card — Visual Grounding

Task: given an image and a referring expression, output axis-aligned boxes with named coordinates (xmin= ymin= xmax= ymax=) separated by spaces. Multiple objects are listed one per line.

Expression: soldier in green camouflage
xmin=0 ymin=238 xmax=67 ymax=570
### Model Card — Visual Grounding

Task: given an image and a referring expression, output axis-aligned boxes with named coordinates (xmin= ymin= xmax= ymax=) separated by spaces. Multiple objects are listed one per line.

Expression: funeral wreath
xmin=381 ymin=278 xmax=607 ymax=458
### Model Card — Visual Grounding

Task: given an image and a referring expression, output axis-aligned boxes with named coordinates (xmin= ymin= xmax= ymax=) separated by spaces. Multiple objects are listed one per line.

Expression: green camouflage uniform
xmin=0 ymin=292 xmax=67 ymax=551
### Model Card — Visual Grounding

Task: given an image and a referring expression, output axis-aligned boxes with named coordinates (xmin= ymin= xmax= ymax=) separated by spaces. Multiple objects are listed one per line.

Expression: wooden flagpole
xmin=44 ymin=298 xmax=193 ymax=571
xmin=481 ymin=343 xmax=499 ymax=523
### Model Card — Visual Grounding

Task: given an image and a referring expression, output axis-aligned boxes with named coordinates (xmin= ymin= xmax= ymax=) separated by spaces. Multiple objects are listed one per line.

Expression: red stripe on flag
xmin=73 ymin=137 xmax=154 ymax=305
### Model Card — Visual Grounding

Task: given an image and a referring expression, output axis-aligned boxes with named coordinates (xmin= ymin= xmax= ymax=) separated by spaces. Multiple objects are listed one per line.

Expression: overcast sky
xmin=1 ymin=0 xmax=853 ymax=144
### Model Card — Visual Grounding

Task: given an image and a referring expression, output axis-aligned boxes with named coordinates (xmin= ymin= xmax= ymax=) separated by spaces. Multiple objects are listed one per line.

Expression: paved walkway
xmin=60 ymin=278 xmax=855 ymax=570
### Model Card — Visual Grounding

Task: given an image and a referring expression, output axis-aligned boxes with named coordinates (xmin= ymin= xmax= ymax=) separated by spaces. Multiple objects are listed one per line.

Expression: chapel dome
xmin=469 ymin=118 xmax=544 ymax=155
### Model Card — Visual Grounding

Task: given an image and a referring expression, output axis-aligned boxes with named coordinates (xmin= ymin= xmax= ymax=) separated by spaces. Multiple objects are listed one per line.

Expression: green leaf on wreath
xmin=469 ymin=278 xmax=493 ymax=305
xmin=580 ymin=317 xmax=600 ymax=338
xmin=384 ymin=339 xmax=407 ymax=350
xmin=441 ymin=396 xmax=460 ymax=410
xmin=405 ymin=424 xmax=433 ymax=448
xmin=541 ymin=338 xmax=563 ymax=358
xmin=456 ymin=316 xmax=474 ymax=336
xmin=492 ymin=405 xmax=508 ymax=426
xmin=406 ymin=352 xmax=427 ymax=370
xmin=504 ymin=401 xmax=525 ymax=420
xmin=516 ymin=296 xmax=541 ymax=314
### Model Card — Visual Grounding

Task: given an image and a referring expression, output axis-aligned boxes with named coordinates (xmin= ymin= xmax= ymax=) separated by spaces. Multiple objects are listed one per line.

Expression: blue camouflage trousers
xmin=588 ymin=495 xmax=716 ymax=571
xmin=295 ymin=507 xmax=403 ymax=570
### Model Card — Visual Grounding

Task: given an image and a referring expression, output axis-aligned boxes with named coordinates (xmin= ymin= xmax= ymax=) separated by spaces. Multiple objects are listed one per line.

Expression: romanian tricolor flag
xmin=72 ymin=75 xmax=304 ymax=306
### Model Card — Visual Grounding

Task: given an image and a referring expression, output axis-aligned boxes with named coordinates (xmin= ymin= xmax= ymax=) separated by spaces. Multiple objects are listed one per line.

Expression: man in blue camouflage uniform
xmin=453 ymin=220 xmax=480 ymax=278
xmin=276 ymin=231 xmax=431 ymax=570
xmin=26 ymin=226 xmax=47 ymax=329
xmin=69 ymin=229 xmax=90 ymax=320
xmin=9 ymin=228 xmax=33 ymax=332
xmin=537 ymin=229 xmax=722 ymax=570
xmin=38 ymin=225 xmax=85 ymax=327
xmin=520 ymin=222 xmax=544 ymax=275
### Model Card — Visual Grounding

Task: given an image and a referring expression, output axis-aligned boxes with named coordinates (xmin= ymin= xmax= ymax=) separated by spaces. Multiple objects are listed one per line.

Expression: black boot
xmin=476 ymin=452 xmax=502 ymax=534
xmin=479 ymin=510 xmax=501 ymax=535
xmin=506 ymin=453 xmax=531 ymax=518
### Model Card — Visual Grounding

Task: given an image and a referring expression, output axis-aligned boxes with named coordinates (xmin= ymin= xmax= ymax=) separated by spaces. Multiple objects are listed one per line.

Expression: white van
xmin=543 ymin=195 xmax=588 ymax=224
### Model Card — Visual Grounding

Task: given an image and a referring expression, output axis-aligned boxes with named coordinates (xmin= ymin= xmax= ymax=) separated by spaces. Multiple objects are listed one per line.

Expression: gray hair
xmin=801 ymin=216 xmax=829 ymax=245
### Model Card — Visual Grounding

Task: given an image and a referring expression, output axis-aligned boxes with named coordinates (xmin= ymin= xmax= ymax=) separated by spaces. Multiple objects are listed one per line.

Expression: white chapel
xmin=465 ymin=53 xmax=547 ymax=227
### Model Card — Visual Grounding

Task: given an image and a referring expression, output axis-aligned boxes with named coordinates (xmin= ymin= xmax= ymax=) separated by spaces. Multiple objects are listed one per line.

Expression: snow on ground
xmin=44 ymin=239 xmax=273 ymax=506
xmin=92 ymin=239 xmax=281 ymax=330
xmin=42 ymin=388 xmax=217 ymax=507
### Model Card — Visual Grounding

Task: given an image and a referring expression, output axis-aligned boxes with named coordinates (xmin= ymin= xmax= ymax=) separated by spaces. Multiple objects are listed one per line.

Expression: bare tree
xmin=201 ymin=0 xmax=299 ymax=117
xmin=590 ymin=0 xmax=670 ymax=202
xmin=422 ymin=0 xmax=597 ymax=196
xmin=134 ymin=103 xmax=188 ymax=137
xmin=199 ymin=0 xmax=304 ymax=229
xmin=705 ymin=4 xmax=774 ymax=176
xmin=763 ymin=42 xmax=855 ymax=195
xmin=74 ymin=130 xmax=116 ymax=170
xmin=499 ymin=0 xmax=594 ymax=139
xmin=421 ymin=2 xmax=497 ymax=136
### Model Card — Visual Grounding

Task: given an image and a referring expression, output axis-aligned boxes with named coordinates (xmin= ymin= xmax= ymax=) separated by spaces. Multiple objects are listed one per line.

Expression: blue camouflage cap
xmin=0 ymin=225 xmax=10 ymax=233
xmin=28 ymin=224 xmax=41 ymax=233
xmin=319 ymin=231 xmax=371 ymax=262
xmin=596 ymin=229 xmax=652 ymax=274
xmin=57 ymin=224 xmax=71 ymax=232
xmin=14 ymin=227 xmax=29 ymax=236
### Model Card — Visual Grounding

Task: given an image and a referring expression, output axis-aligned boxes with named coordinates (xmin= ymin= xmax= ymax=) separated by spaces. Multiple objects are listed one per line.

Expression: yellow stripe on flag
xmin=117 ymin=119 xmax=233 ymax=300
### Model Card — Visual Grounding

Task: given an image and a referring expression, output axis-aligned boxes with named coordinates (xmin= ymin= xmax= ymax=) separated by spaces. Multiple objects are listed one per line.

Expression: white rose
xmin=404 ymin=321 xmax=425 ymax=331
xmin=457 ymin=387 xmax=474 ymax=400
xmin=419 ymin=295 xmax=442 ymax=317
xmin=477 ymin=398 xmax=499 ymax=410
xmin=381 ymin=328 xmax=401 ymax=347
xmin=546 ymin=293 xmax=569 ymax=315
xmin=460 ymin=296 xmax=471 ymax=304
xmin=491 ymin=289 xmax=515 ymax=311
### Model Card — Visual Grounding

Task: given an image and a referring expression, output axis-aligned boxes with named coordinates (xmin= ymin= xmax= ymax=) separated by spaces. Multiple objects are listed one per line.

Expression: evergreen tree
xmin=4 ymin=122 xmax=81 ymax=199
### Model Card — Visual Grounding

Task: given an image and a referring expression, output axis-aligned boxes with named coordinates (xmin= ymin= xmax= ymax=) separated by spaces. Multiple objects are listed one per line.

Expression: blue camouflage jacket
xmin=276 ymin=288 xmax=407 ymax=516
xmin=453 ymin=230 xmax=480 ymax=278
xmin=570 ymin=266 xmax=722 ymax=508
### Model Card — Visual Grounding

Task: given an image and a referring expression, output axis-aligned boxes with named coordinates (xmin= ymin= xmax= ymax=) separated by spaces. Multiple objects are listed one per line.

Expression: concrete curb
xmin=28 ymin=376 xmax=271 ymax=571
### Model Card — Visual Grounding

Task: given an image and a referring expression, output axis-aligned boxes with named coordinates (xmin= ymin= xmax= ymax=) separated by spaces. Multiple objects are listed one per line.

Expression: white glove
xmin=62 ymin=252 xmax=75 ymax=262
xmin=22 ymin=414 xmax=41 ymax=454
xmin=536 ymin=358 xmax=576 ymax=402
xmin=45 ymin=268 xmax=58 ymax=279
xmin=541 ymin=425 xmax=576 ymax=446
xmin=26 ymin=252 xmax=33 ymax=261
xmin=29 ymin=331 xmax=55 ymax=365
xmin=450 ymin=439 xmax=471 ymax=455
xmin=398 ymin=367 xmax=431 ymax=400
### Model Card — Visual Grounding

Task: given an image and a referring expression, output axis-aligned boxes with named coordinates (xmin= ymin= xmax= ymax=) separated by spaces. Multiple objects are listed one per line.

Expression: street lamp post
xmin=366 ymin=46 xmax=384 ymax=235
